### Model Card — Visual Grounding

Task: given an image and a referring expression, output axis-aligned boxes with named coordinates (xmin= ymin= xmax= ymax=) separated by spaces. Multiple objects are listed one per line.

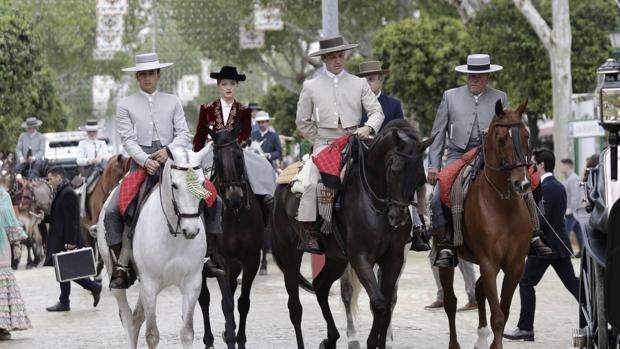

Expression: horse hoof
xmin=319 ymin=339 xmax=333 ymax=349
xmin=348 ymin=340 xmax=361 ymax=349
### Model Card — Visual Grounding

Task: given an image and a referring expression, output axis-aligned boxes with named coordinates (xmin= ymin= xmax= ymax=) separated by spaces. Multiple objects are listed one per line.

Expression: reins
xmin=160 ymin=163 xmax=203 ymax=237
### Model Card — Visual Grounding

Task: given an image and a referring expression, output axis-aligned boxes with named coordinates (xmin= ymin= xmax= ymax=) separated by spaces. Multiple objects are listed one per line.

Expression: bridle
xmin=160 ymin=163 xmax=203 ymax=237
xmin=482 ymin=121 xmax=531 ymax=200
xmin=211 ymin=137 xmax=250 ymax=209
xmin=357 ymin=137 xmax=420 ymax=216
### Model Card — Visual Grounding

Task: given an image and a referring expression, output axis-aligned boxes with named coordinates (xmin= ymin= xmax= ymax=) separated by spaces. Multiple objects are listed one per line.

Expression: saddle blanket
xmin=312 ymin=134 xmax=353 ymax=189
xmin=438 ymin=147 xmax=480 ymax=207
xmin=276 ymin=161 xmax=303 ymax=185
xmin=118 ymin=168 xmax=217 ymax=218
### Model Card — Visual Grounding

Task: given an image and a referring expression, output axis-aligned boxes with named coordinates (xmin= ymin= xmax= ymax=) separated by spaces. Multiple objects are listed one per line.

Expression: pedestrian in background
xmin=504 ymin=148 xmax=579 ymax=341
xmin=251 ymin=111 xmax=282 ymax=165
xmin=0 ymin=174 xmax=31 ymax=339
xmin=559 ymin=158 xmax=584 ymax=257
xmin=44 ymin=167 xmax=101 ymax=312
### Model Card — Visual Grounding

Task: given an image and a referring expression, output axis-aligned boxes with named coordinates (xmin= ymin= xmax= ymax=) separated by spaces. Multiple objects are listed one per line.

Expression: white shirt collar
xmin=260 ymin=129 xmax=269 ymax=137
xmin=140 ymin=89 xmax=158 ymax=101
xmin=220 ymin=98 xmax=234 ymax=125
xmin=541 ymin=172 xmax=553 ymax=182
xmin=324 ymin=67 xmax=345 ymax=82
xmin=376 ymin=91 xmax=382 ymax=98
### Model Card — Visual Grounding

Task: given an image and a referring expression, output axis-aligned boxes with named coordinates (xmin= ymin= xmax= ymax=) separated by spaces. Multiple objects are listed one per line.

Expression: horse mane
xmin=376 ymin=119 xmax=421 ymax=143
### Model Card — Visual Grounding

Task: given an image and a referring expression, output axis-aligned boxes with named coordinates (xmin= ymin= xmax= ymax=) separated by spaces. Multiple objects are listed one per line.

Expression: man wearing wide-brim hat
xmin=103 ymin=52 xmax=192 ymax=289
xmin=15 ymin=117 xmax=46 ymax=179
xmin=76 ymin=120 xmax=110 ymax=215
xmin=357 ymin=60 xmax=404 ymax=131
xmin=428 ymin=54 xmax=552 ymax=271
xmin=295 ymin=35 xmax=384 ymax=253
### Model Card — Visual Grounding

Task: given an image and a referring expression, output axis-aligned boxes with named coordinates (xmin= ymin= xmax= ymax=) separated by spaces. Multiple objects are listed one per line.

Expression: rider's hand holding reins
xmin=427 ymin=168 xmax=439 ymax=185
xmin=150 ymin=148 xmax=169 ymax=163
xmin=355 ymin=126 xmax=373 ymax=140
xmin=145 ymin=159 xmax=160 ymax=175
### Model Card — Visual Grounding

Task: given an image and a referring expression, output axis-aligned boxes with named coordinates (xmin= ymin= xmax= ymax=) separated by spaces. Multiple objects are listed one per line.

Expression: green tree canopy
xmin=260 ymin=85 xmax=299 ymax=137
xmin=373 ymin=17 xmax=472 ymax=135
xmin=0 ymin=4 xmax=65 ymax=153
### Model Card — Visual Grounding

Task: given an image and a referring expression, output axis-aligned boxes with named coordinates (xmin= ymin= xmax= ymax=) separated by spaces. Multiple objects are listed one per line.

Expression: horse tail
xmin=345 ymin=264 xmax=360 ymax=320
xmin=270 ymin=239 xmax=315 ymax=294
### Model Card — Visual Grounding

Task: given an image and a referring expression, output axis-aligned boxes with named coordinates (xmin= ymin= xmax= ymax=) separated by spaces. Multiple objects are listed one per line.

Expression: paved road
xmin=3 ymin=252 xmax=579 ymax=349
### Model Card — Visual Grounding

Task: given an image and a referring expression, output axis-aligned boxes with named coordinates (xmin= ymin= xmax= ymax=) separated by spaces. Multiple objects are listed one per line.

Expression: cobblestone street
xmin=3 ymin=252 xmax=579 ymax=349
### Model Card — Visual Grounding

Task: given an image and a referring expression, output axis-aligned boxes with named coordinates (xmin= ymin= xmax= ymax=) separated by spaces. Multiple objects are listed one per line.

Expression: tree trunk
xmin=527 ymin=113 xmax=541 ymax=149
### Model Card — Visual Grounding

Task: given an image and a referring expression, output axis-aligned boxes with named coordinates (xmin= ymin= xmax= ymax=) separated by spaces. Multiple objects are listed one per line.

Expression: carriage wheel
xmin=578 ymin=246 xmax=609 ymax=348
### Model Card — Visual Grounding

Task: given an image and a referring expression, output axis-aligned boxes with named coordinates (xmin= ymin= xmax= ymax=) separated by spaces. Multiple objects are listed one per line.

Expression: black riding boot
xmin=204 ymin=234 xmax=224 ymax=278
xmin=530 ymin=230 xmax=553 ymax=256
xmin=109 ymin=243 xmax=130 ymax=289
xmin=410 ymin=214 xmax=431 ymax=252
xmin=297 ymin=222 xmax=323 ymax=255
xmin=433 ymin=225 xmax=458 ymax=268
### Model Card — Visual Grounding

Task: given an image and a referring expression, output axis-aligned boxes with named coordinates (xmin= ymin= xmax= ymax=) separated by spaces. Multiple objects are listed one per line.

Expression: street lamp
xmin=597 ymin=58 xmax=620 ymax=180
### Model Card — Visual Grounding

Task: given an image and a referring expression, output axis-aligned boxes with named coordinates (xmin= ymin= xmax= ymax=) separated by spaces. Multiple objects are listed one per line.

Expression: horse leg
xmin=218 ymin=262 xmax=239 ymax=349
xmin=438 ymin=267 xmax=459 ymax=349
xmin=131 ymin=295 xmax=145 ymax=349
xmin=314 ymin=257 xmax=348 ymax=349
xmin=499 ymin=265 xmax=525 ymax=336
xmin=377 ymin=256 xmax=405 ymax=349
xmin=180 ymin=273 xmax=202 ymax=349
xmin=282 ymin=252 xmax=306 ymax=349
xmin=478 ymin=263 xmax=503 ymax=349
xmin=340 ymin=265 xmax=360 ymax=348
xmin=349 ymin=256 xmax=386 ymax=349
xmin=140 ymin=283 xmax=160 ymax=349
xmin=198 ymin=271 xmax=215 ymax=349
xmin=259 ymin=243 xmax=268 ymax=275
xmin=236 ymin=253 xmax=261 ymax=349
xmin=474 ymin=277 xmax=490 ymax=349
xmin=111 ymin=289 xmax=137 ymax=349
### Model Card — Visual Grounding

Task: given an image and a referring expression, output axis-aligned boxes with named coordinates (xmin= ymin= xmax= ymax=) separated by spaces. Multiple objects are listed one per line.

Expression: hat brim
xmin=356 ymin=69 xmax=390 ymax=77
xmin=308 ymin=43 xmax=359 ymax=57
xmin=209 ymin=73 xmax=247 ymax=81
xmin=85 ymin=126 xmax=100 ymax=132
xmin=122 ymin=62 xmax=174 ymax=72
xmin=21 ymin=120 xmax=42 ymax=128
xmin=455 ymin=64 xmax=503 ymax=74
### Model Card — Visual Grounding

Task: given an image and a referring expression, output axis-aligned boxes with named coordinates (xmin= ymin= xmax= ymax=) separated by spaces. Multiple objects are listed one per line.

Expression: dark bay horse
xmin=272 ymin=120 xmax=435 ymax=349
xmin=438 ymin=100 xmax=533 ymax=349
xmin=198 ymin=125 xmax=265 ymax=349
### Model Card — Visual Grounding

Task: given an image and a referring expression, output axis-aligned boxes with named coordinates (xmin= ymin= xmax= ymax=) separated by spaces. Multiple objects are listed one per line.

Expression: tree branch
xmin=513 ymin=0 xmax=552 ymax=50
xmin=283 ymin=21 xmax=318 ymax=42
xmin=255 ymin=52 xmax=299 ymax=93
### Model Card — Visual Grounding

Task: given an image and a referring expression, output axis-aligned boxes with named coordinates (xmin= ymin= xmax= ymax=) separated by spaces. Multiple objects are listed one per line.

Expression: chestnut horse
xmin=272 ymin=120 xmax=434 ymax=349
xmin=438 ymin=99 xmax=533 ymax=349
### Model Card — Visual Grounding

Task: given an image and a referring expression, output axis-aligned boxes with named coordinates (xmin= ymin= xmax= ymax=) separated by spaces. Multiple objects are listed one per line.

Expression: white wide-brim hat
xmin=455 ymin=54 xmax=503 ymax=74
xmin=21 ymin=117 xmax=43 ymax=128
xmin=122 ymin=52 xmax=173 ymax=72
xmin=254 ymin=111 xmax=270 ymax=122
xmin=83 ymin=119 xmax=101 ymax=132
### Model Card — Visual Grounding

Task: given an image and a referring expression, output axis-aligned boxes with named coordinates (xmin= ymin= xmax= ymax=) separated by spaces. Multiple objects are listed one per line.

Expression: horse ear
xmin=516 ymin=98 xmax=529 ymax=116
xmin=419 ymin=132 xmax=438 ymax=152
xmin=391 ymin=129 xmax=403 ymax=148
xmin=115 ymin=154 xmax=123 ymax=166
xmin=495 ymin=99 xmax=504 ymax=118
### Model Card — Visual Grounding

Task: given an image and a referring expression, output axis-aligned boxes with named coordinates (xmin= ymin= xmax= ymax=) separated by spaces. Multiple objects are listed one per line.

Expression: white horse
xmin=97 ymin=146 xmax=211 ymax=349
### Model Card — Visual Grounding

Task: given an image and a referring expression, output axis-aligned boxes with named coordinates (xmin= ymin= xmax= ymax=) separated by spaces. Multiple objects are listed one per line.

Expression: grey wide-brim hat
xmin=455 ymin=54 xmax=503 ymax=74
xmin=254 ymin=111 xmax=270 ymax=122
xmin=83 ymin=119 xmax=101 ymax=132
xmin=122 ymin=52 xmax=173 ymax=72
xmin=309 ymin=36 xmax=358 ymax=57
xmin=21 ymin=117 xmax=43 ymax=128
xmin=356 ymin=60 xmax=390 ymax=77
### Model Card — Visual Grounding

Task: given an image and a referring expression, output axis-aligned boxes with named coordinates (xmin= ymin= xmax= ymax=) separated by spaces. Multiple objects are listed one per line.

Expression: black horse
xmin=272 ymin=120 xmax=435 ymax=349
xmin=198 ymin=124 xmax=265 ymax=349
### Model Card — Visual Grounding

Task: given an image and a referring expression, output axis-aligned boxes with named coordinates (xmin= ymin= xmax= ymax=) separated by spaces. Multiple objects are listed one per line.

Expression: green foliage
xmin=0 ymin=4 xmax=65 ymax=153
xmin=260 ymin=85 xmax=299 ymax=137
xmin=373 ymin=17 xmax=472 ymax=135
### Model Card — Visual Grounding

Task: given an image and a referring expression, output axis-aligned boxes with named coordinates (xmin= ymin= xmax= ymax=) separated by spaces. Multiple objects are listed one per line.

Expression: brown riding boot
xmin=109 ymin=243 xmax=129 ymax=289
xmin=433 ymin=225 xmax=458 ymax=268
xmin=297 ymin=222 xmax=323 ymax=255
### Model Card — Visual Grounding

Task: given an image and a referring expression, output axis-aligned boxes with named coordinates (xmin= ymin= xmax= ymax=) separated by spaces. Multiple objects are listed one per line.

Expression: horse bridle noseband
xmin=358 ymin=138 xmax=419 ymax=215
xmin=482 ymin=122 xmax=531 ymax=200
xmin=211 ymin=139 xmax=251 ymax=210
xmin=161 ymin=164 xmax=203 ymax=237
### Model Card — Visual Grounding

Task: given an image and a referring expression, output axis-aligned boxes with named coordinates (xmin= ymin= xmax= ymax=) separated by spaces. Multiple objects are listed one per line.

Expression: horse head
xmin=368 ymin=120 xmax=435 ymax=227
xmin=104 ymin=154 xmax=131 ymax=185
xmin=29 ymin=179 xmax=53 ymax=215
xmin=208 ymin=123 xmax=246 ymax=210
xmin=162 ymin=145 xmax=211 ymax=239
xmin=486 ymin=99 xmax=531 ymax=194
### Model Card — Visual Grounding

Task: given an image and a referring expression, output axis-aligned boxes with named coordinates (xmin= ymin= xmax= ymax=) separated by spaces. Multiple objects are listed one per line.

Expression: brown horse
xmin=438 ymin=99 xmax=533 ymax=349
xmin=272 ymin=120 xmax=434 ymax=349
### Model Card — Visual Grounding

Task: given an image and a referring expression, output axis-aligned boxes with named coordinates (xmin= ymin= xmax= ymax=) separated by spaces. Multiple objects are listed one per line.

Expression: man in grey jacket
xmin=560 ymin=158 xmax=584 ymax=254
xmin=103 ymin=53 xmax=193 ymax=288
xmin=15 ymin=117 xmax=47 ymax=179
xmin=295 ymin=36 xmax=384 ymax=253
xmin=428 ymin=54 xmax=551 ymax=268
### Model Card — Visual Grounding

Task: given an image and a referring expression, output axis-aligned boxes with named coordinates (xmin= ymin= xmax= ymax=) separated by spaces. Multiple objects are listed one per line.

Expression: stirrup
xmin=434 ymin=248 xmax=458 ymax=268
xmin=109 ymin=264 xmax=130 ymax=289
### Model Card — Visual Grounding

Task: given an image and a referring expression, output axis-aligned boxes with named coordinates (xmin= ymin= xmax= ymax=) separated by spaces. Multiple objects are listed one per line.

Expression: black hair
xmin=533 ymin=148 xmax=555 ymax=173
xmin=560 ymin=158 xmax=573 ymax=166
xmin=47 ymin=166 xmax=66 ymax=178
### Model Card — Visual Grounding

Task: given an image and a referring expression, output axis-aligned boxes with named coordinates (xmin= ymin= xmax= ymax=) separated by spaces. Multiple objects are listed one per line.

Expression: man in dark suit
xmin=504 ymin=148 xmax=579 ymax=341
xmin=44 ymin=167 xmax=101 ymax=312
xmin=251 ymin=111 xmax=282 ymax=165
xmin=357 ymin=60 xmax=404 ymax=130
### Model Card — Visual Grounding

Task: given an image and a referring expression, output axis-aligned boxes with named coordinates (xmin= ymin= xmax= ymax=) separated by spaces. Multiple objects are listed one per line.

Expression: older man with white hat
xmin=251 ymin=111 xmax=282 ymax=165
xmin=295 ymin=35 xmax=384 ymax=253
xmin=103 ymin=52 xmax=193 ymax=289
xmin=15 ymin=117 xmax=47 ymax=179
xmin=428 ymin=54 xmax=552 ymax=271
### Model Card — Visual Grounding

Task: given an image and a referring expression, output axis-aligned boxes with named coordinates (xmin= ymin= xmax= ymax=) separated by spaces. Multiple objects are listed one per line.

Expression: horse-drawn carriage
xmin=573 ymin=58 xmax=620 ymax=349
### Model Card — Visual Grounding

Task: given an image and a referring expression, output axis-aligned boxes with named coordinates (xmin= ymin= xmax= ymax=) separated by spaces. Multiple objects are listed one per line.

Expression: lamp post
xmin=609 ymin=28 xmax=620 ymax=59
xmin=597 ymin=58 xmax=620 ymax=180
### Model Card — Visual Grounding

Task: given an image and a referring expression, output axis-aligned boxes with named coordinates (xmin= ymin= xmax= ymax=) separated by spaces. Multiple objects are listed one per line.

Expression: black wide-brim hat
xmin=210 ymin=66 xmax=246 ymax=81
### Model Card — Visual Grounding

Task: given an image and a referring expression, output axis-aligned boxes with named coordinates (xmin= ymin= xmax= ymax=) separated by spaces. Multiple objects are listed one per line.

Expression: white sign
xmin=93 ymin=49 xmax=116 ymax=60
xmin=254 ymin=6 xmax=283 ymax=31
xmin=200 ymin=58 xmax=217 ymax=85
xmin=96 ymin=34 xmax=123 ymax=51
xmin=97 ymin=14 xmax=124 ymax=35
xmin=178 ymin=75 xmax=200 ymax=102
xmin=568 ymin=120 xmax=605 ymax=138
xmin=96 ymin=0 xmax=128 ymax=15
xmin=239 ymin=21 xmax=264 ymax=49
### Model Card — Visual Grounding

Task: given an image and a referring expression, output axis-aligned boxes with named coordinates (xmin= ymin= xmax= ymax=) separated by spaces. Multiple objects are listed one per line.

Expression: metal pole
xmin=322 ymin=0 xmax=339 ymax=37
xmin=151 ymin=4 xmax=157 ymax=52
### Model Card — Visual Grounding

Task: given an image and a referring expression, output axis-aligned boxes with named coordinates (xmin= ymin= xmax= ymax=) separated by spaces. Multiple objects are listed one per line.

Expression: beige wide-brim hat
xmin=356 ymin=61 xmax=390 ymax=77
xmin=21 ymin=117 xmax=43 ymax=128
xmin=455 ymin=54 xmax=503 ymax=74
xmin=122 ymin=52 xmax=173 ymax=72
xmin=308 ymin=36 xmax=358 ymax=57
xmin=254 ymin=111 xmax=270 ymax=122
